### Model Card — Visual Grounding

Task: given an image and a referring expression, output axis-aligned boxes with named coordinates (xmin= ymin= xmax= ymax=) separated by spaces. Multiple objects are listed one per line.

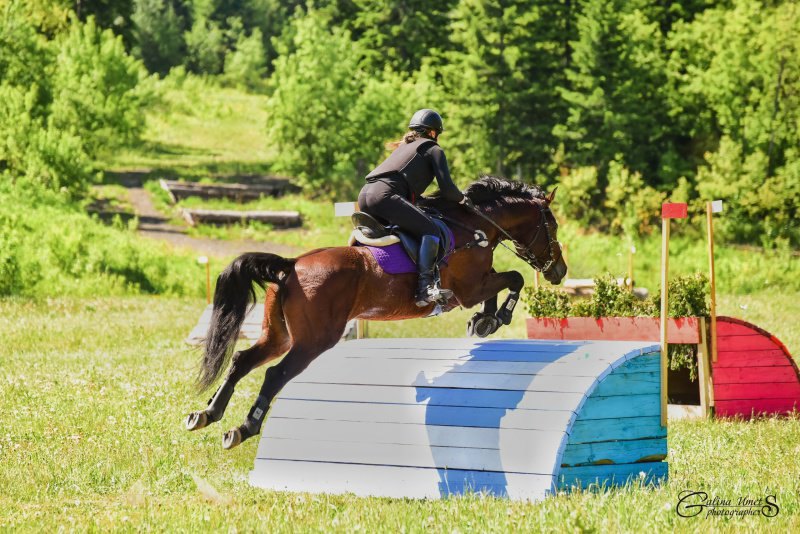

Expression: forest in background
xmin=1 ymin=0 xmax=798 ymax=292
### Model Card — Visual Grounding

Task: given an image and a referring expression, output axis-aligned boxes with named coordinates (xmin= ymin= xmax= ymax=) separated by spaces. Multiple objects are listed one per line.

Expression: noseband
xmin=467 ymin=199 xmax=562 ymax=273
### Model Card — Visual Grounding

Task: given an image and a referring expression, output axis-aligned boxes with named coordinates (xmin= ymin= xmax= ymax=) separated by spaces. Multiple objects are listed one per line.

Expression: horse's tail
xmin=198 ymin=252 xmax=296 ymax=391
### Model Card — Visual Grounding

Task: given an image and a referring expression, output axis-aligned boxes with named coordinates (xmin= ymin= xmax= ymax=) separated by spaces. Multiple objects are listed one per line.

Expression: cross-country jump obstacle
xmin=248 ymin=338 xmax=667 ymax=500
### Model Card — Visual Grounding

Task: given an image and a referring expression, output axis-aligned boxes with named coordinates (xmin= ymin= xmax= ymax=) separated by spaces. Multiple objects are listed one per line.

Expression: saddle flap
xmin=348 ymin=229 xmax=401 ymax=247
xmin=351 ymin=212 xmax=390 ymax=239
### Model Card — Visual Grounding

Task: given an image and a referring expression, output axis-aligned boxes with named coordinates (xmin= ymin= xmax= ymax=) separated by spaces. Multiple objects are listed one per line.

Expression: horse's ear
xmin=546 ymin=187 xmax=558 ymax=205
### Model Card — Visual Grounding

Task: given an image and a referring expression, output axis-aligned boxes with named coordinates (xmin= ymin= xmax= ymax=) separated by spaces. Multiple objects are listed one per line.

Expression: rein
xmin=434 ymin=200 xmax=561 ymax=273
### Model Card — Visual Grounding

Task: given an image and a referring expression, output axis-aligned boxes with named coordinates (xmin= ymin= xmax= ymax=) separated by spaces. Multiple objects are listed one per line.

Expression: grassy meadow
xmin=2 ymin=79 xmax=799 ymax=532
xmin=1 ymin=297 xmax=799 ymax=532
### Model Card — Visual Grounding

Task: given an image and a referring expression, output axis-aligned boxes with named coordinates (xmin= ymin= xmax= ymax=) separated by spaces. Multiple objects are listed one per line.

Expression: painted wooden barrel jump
xmin=249 ymin=338 xmax=667 ymax=501
xmin=713 ymin=317 xmax=800 ymax=418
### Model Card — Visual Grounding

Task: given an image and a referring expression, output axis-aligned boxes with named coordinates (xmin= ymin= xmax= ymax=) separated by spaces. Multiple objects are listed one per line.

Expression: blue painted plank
xmin=561 ymin=438 xmax=667 ymax=467
xmin=557 ymin=461 xmax=668 ymax=490
xmin=570 ymin=417 xmax=666 ymax=443
xmin=572 ymin=393 xmax=660 ymax=420
xmin=589 ymin=371 xmax=661 ymax=397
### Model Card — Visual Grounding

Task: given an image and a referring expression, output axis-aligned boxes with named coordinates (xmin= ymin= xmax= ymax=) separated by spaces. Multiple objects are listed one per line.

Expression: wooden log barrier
xmin=249 ymin=338 xmax=667 ymax=501
xmin=180 ymin=208 xmax=302 ymax=228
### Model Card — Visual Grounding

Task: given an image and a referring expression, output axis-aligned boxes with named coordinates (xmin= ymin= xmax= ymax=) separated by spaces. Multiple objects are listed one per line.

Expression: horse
xmin=185 ymin=175 xmax=568 ymax=449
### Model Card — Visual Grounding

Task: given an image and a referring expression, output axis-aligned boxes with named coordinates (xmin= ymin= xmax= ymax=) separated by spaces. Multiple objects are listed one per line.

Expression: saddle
xmin=347 ymin=211 xmax=453 ymax=264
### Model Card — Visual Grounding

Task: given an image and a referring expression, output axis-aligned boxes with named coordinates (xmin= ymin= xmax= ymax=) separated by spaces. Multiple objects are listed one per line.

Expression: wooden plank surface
xmin=713 ymin=366 xmax=798 ymax=385
xmin=561 ymin=438 xmax=667 ymax=467
xmin=161 ymin=178 xmax=296 ymax=201
xmin=713 ymin=382 xmax=800 ymax=401
xmin=526 ymin=317 xmax=701 ymax=344
xmin=712 ymin=349 xmax=793 ymax=368
xmin=558 ymin=461 xmax=668 ymax=490
xmin=715 ymin=398 xmax=800 ymax=417
xmin=251 ymin=339 xmax=664 ymax=501
xmin=181 ymin=208 xmax=302 ymax=227
xmin=250 ymin=460 xmax=556 ymax=500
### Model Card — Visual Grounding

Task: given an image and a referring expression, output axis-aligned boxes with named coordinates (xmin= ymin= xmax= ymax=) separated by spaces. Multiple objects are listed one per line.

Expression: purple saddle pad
xmin=359 ymin=227 xmax=455 ymax=275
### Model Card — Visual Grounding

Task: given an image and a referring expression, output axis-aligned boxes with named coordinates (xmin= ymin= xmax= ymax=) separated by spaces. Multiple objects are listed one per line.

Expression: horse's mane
xmin=422 ymin=175 xmax=546 ymax=208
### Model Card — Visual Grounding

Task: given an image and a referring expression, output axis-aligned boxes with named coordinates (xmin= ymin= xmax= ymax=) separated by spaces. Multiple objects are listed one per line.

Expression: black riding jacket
xmin=365 ymin=138 xmax=464 ymax=203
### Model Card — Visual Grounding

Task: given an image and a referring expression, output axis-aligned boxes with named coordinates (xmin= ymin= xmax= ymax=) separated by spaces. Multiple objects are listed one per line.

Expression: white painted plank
xmin=257 ymin=435 xmax=564 ymax=475
xmin=268 ymin=400 xmax=577 ymax=432
xmin=250 ymin=460 xmax=555 ymax=501
xmin=290 ymin=366 xmax=601 ymax=394
xmin=276 ymin=382 xmax=585 ymax=412
xmin=261 ymin=418 xmax=565 ymax=452
xmin=302 ymin=356 xmax=615 ymax=378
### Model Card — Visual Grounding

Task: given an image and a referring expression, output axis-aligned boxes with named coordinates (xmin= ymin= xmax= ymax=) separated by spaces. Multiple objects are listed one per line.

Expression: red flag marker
xmin=661 ymin=203 xmax=688 ymax=219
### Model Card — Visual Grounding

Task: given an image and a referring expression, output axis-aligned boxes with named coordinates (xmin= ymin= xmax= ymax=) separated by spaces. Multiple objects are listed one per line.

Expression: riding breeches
xmin=357 ymin=177 xmax=438 ymax=240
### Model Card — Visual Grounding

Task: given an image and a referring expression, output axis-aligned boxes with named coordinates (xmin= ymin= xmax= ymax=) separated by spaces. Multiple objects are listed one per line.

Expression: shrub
xmin=522 ymin=273 xmax=710 ymax=379
xmin=554 ymin=167 xmax=601 ymax=227
xmin=522 ymin=286 xmax=572 ymax=319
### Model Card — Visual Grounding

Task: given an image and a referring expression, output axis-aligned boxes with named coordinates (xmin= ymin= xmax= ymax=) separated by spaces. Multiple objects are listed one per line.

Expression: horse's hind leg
xmin=221 ymin=317 xmax=348 ymax=449
xmin=186 ymin=288 xmax=290 ymax=431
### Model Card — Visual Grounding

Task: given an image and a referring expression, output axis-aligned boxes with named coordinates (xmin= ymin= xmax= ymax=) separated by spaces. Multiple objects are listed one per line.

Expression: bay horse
xmin=185 ymin=176 xmax=568 ymax=449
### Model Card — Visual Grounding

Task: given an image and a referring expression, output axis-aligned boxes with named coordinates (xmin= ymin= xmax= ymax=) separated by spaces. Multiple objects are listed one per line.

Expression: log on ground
xmin=181 ymin=208 xmax=302 ymax=227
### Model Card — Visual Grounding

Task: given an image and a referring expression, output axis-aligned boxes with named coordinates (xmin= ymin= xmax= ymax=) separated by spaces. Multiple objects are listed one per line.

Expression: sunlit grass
xmin=1 ymin=297 xmax=799 ymax=531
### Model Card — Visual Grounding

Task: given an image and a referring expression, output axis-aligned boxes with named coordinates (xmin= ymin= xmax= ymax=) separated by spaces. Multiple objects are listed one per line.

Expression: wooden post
xmin=198 ymin=256 xmax=211 ymax=304
xmin=660 ymin=203 xmax=688 ymax=427
xmin=660 ymin=218 xmax=670 ymax=427
xmin=707 ymin=201 xmax=722 ymax=363
xmin=697 ymin=317 xmax=713 ymax=418
xmin=534 ymin=270 xmax=540 ymax=290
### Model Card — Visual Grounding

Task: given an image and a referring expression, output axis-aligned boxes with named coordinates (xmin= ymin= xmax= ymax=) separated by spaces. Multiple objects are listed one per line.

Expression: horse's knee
xmin=508 ymin=271 xmax=524 ymax=292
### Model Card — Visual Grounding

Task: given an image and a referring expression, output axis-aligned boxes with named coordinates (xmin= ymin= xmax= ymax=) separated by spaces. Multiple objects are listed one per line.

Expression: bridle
xmin=465 ymin=198 xmax=563 ymax=274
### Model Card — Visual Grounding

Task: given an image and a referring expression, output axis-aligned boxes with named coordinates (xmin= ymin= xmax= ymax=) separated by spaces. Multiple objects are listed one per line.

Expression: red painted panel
xmin=717 ymin=316 xmax=794 ymax=356
xmin=525 ymin=317 xmax=700 ymax=343
xmin=716 ymin=335 xmax=778 ymax=351
xmin=716 ymin=322 xmax=763 ymax=337
xmin=714 ymin=382 xmax=800 ymax=401
xmin=713 ymin=366 xmax=798 ymax=385
xmin=661 ymin=203 xmax=688 ymax=219
xmin=715 ymin=398 xmax=799 ymax=418
xmin=712 ymin=349 xmax=791 ymax=368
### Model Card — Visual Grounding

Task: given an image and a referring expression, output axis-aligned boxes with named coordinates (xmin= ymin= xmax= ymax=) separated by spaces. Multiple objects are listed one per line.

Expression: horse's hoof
xmin=222 ymin=428 xmax=242 ymax=450
xmin=467 ymin=313 xmax=501 ymax=338
xmin=186 ymin=411 xmax=208 ymax=431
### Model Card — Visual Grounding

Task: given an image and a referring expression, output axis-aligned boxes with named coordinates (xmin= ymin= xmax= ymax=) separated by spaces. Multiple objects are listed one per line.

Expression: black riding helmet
xmin=408 ymin=109 xmax=444 ymax=134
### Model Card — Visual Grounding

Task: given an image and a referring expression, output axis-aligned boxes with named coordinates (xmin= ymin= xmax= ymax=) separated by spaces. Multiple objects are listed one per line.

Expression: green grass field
xmin=1 ymin=297 xmax=799 ymax=532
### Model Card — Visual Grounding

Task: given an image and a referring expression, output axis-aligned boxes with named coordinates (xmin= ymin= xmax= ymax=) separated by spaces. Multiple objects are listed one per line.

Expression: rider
xmin=358 ymin=108 xmax=472 ymax=307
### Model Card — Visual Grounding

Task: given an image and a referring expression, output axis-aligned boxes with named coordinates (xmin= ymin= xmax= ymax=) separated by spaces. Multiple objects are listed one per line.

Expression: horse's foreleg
xmin=461 ymin=270 xmax=524 ymax=337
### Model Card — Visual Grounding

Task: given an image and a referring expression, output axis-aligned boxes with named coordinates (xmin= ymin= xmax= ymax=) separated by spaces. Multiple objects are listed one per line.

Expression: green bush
xmin=523 ymin=273 xmax=710 ymax=379
xmin=0 ymin=184 xmax=202 ymax=298
xmin=522 ymin=286 xmax=572 ymax=319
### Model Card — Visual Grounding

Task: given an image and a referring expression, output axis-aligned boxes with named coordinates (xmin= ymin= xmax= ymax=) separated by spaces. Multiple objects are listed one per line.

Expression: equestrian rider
xmin=358 ymin=109 xmax=472 ymax=307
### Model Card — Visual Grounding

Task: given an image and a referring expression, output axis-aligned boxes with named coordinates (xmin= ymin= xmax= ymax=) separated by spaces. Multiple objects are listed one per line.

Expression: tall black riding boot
xmin=415 ymin=235 xmax=440 ymax=307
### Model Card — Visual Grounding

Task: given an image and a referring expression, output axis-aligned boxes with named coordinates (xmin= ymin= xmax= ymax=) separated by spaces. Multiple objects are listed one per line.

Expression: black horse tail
xmin=198 ymin=252 xmax=296 ymax=391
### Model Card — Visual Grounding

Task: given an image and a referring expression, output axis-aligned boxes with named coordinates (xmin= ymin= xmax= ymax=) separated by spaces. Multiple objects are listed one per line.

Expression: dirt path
xmin=122 ymin=175 xmax=297 ymax=258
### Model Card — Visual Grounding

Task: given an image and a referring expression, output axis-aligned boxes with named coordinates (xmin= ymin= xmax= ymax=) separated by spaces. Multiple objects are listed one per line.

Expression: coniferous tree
xmin=444 ymin=0 xmax=570 ymax=182
xmin=555 ymin=0 xmax=677 ymax=186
